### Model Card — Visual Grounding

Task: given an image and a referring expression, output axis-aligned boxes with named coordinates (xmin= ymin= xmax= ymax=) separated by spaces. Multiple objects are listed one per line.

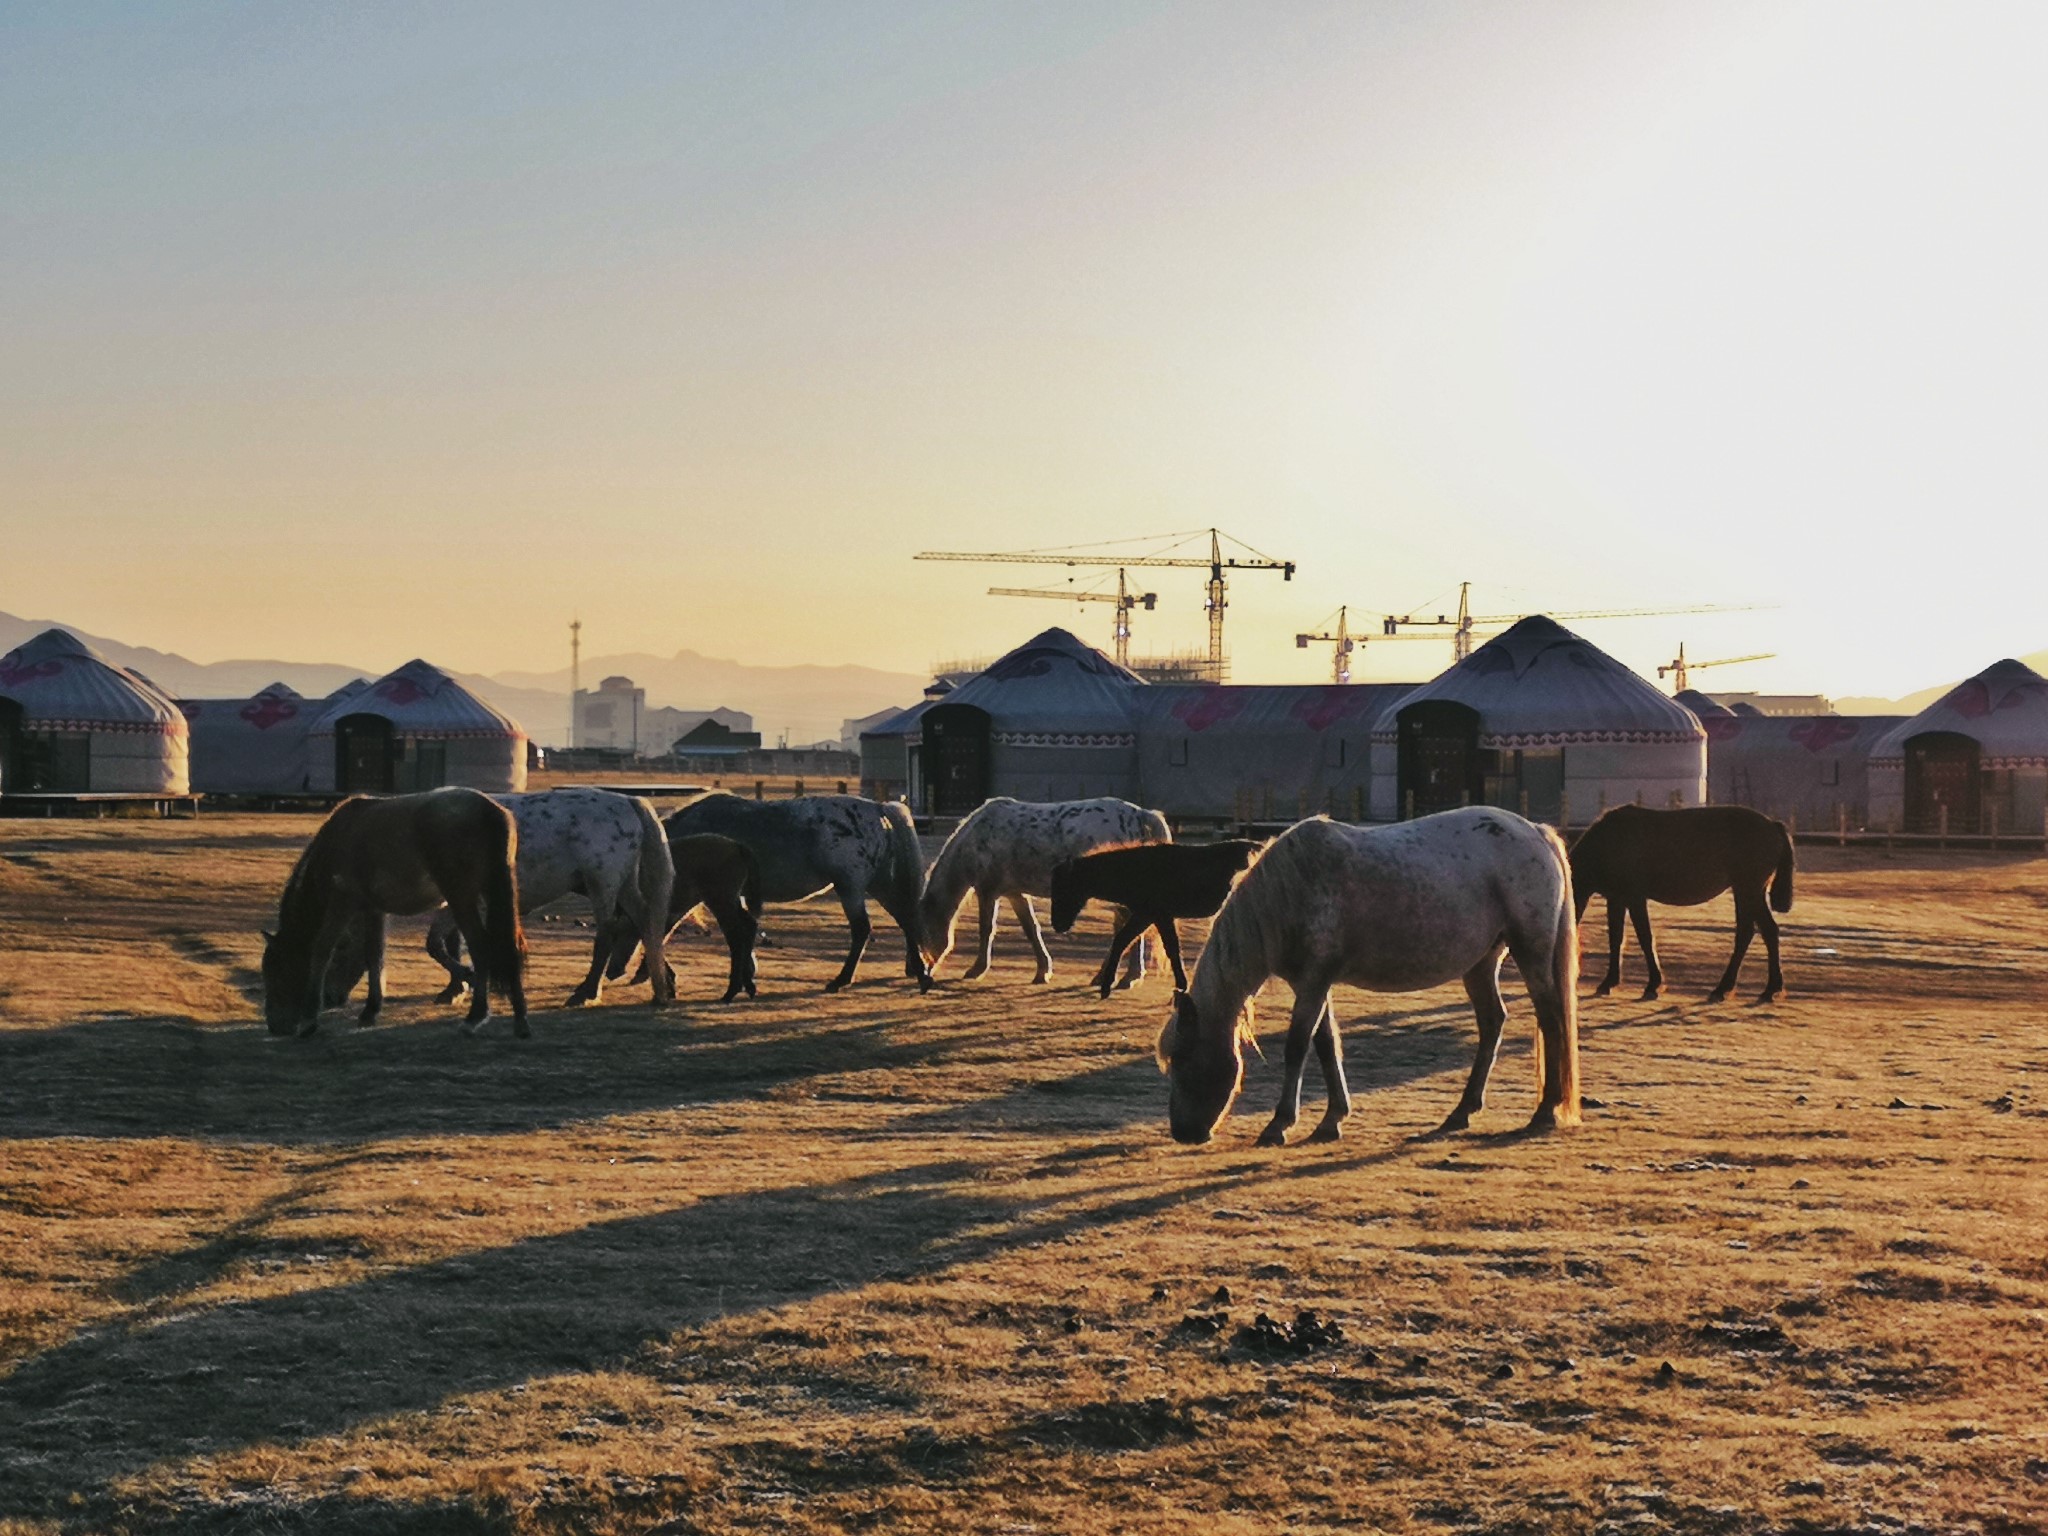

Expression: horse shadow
xmin=0 ymin=1156 xmax=1250 ymax=1526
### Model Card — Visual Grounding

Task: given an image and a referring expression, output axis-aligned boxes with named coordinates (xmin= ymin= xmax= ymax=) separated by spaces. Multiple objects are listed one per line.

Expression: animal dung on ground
xmin=1234 ymin=1308 xmax=1346 ymax=1356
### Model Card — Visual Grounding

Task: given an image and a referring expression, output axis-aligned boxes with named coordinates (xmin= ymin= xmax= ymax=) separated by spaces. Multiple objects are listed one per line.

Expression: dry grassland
xmin=1 ymin=815 xmax=2044 ymax=1535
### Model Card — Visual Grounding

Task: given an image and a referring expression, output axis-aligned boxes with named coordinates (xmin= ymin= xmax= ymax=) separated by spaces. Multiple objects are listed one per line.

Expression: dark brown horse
xmin=1568 ymin=804 xmax=1794 ymax=1004
xmin=262 ymin=788 xmax=528 ymax=1037
xmin=605 ymin=831 xmax=762 ymax=1004
xmin=1050 ymin=839 xmax=1263 ymax=998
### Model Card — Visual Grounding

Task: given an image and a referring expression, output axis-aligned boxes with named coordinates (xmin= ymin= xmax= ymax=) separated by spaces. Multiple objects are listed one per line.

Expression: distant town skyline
xmin=6 ymin=2 xmax=2046 ymax=701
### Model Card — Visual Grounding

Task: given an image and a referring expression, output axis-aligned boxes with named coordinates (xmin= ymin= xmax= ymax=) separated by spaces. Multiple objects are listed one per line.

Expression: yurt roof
xmin=0 ymin=628 xmax=187 ymax=735
xmin=861 ymin=697 xmax=939 ymax=742
xmin=1133 ymin=682 xmax=1418 ymax=736
xmin=257 ymin=681 xmax=302 ymax=699
xmin=310 ymin=659 xmax=524 ymax=741
xmin=326 ymin=678 xmax=370 ymax=701
xmin=1871 ymin=659 xmax=2048 ymax=764
xmin=935 ymin=628 xmax=1143 ymax=736
xmin=1369 ymin=615 xmax=1703 ymax=748
xmin=1675 ymin=688 xmax=1734 ymax=718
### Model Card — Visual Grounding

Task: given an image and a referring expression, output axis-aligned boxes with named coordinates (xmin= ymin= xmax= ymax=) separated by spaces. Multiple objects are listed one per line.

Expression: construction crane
xmin=1295 ymin=606 xmax=1359 ymax=684
xmin=916 ymin=528 xmax=1295 ymax=682
xmin=986 ymin=568 xmax=1157 ymax=667
xmin=1379 ymin=582 xmax=1764 ymax=664
xmin=1657 ymin=642 xmax=1775 ymax=694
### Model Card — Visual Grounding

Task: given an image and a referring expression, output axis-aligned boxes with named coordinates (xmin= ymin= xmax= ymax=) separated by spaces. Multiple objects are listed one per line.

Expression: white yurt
xmin=0 ymin=628 xmax=189 ymax=794
xmin=307 ymin=659 xmax=527 ymax=794
xmin=1367 ymin=616 xmax=1704 ymax=825
xmin=917 ymin=629 xmax=1143 ymax=813
xmin=1700 ymin=713 xmax=1903 ymax=832
xmin=1132 ymin=682 xmax=1417 ymax=822
xmin=180 ymin=683 xmax=319 ymax=795
xmin=1868 ymin=659 xmax=2048 ymax=835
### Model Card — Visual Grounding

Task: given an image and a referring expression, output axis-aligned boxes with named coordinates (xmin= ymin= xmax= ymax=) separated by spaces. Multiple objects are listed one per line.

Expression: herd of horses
xmin=262 ymin=786 xmax=1798 ymax=1147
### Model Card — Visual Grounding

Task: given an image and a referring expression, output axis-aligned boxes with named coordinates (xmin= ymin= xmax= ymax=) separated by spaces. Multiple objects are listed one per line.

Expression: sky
xmin=4 ymin=1 xmax=2047 ymax=701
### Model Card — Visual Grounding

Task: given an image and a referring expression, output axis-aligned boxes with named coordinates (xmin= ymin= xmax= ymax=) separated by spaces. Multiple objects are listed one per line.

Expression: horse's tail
xmin=1770 ymin=822 xmax=1796 ymax=913
xmin=1537 ymin=822 xmax=1582 ymax=1128
xmin=880 ymin=800 xmax=927 ymax=945
xmin=630 ymin=796 xmax=675 ymax=996
xmin=483 ymin=805 xmax=528 ymax=997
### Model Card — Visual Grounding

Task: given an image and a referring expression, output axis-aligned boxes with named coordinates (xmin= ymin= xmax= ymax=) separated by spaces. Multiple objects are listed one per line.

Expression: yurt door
xmin=1397 ymin=701 xmax=1482 ymax=817
xmin=0 ymin=698 xmax=20 ymax=794
xmin=1905 ymin=731 xmax=1979 ymax=834
xmin=335 ymin=715 xmax=397 ymax=794
xmin=922 ymin=704 xmax=991 ymax=816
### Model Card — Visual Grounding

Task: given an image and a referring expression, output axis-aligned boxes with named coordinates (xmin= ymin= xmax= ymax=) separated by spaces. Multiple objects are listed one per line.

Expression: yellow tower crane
xmin=985 ymin=568 xmax=1157 ymax=667
xmin=1378 ymin=582 xmax=1764 ymax=664
xmin=1657 ymin=642 xmax=1775 ymax=694
xmin=1295 ymin=606 xmax=1358 ymax=684
xmin=915 ymin=528 xmax=1294 ymax=682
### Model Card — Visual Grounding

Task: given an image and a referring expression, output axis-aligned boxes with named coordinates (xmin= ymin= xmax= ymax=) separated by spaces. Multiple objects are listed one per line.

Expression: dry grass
xmin=2 ymin=818 xmax=2045 ymax=1535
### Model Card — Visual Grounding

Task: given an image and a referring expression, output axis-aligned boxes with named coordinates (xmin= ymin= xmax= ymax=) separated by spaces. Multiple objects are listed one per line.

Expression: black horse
xmin=1049 ymin=839 xmax=1263 ymax=998
xmin=1568 ymin=804 xmax=1794 ymax=1004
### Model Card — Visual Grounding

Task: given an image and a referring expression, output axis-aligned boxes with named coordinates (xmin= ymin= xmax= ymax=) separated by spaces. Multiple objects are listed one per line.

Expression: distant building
xmin=1703 ymin=692 xmax=1834 ymax=717
xmin=672 ymin=717 xmax=763 ymax=755
xmin=574 ymin=674 xmax=751 ymax=755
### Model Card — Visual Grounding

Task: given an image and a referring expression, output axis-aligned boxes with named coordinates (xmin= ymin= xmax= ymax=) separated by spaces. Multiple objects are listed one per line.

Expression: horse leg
xmin=426 ymin=918 xmax=471 ymax=1005
xmin=1706 ymin=895 xmax=1757 ymax=1004
xmin=961 ymin=891 xmax=998 ymax=981
xmin=1011 ymin=894 xmax=1053 ymax=984
xmin=1257 ymin=981 xmax=1333 ymax=1147
xmin=1306 ymin=1000 xmax=1351 ymax=1143
xmin=300 ymin=907 xmax=360 ymax=1036
xmin=1594 ymin=898 xmax=1624 ymax=996
xmin=1419 ymin=951 xmax=1507 ymax=1138
xmin=356 ymin=915 xmax=387 ymax=1026
xmin=709 ymin=893 xmax=758 ymax=1002
xmin=1753 ymin=889 xmax=1785 ymax=1003
xmin=1630 ymin=901 xmax=1664 ymax=1001
xmin=824 ymin=887 xmax=872 ymax=993
xmin=447 ymin=895 xmax=495 ymax=1032
xmin=1158 ymin=918 xmax=1189 ymax=992
xmin=1112 ymin=904 xmax=1147 ymax=989
xmin=1093 ymin=913 xmax=1147 ymax=998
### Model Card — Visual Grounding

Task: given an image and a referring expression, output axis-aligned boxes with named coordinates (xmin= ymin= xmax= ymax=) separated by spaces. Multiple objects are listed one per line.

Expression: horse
xmin=920 ymin=797 xmax=1172 ymax=984
xmin=421 ymin=788 xmax=675 ymax=1008
xmin=1567 ymin=803 xmax=1795 ymax=1004
xmin=622 ymin=793 xmax=928 ymax=993
xmin=603 ymin=831 xmax=763 ymax=1004
xmin=1156 ymin=808 xmax=1580 ymax=1147
xmin=262 ymin=788 xmax=528 ymax=1038
xmin=1050 ymin=838 xmax=1263 ymax=998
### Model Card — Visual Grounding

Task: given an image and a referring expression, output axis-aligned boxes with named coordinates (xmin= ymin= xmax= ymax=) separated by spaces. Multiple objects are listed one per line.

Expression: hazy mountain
xmin=1833 ymin=648 xmax=2048 ymax=716
xmin=0 ymin=612 xmax=926 ymax=745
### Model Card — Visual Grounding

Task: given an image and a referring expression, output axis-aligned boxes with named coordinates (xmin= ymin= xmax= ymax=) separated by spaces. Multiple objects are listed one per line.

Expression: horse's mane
xmin=277 ymin=797 xmax=365 ymax=942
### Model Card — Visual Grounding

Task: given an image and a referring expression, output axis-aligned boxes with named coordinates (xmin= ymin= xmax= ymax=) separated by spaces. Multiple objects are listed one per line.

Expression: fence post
xmin=1354 ymin=786 xmax=1364 ymax=822
xmin=1938 ymin=801 xmax=1948 ymax=849
xmin=1989 ymin=802 xmax=1999 ymax=850
xmin=1837 ymin=802 xmax=1846 ymax=847
xmin=1669 ymin=789 xmax=1681 ymax=809
xmin=794 ymin=778 xmax=805 ymax=799
xmin=838 ymin=779 xmax=848 ymax=795
xmin=1298 ymin=789 xmax=1308 ymax=821
xmin=754 ymin=780 xmax=765 ymax=802
xmin=1404 ymin=789 xmax=1415 ymax=822
xmin=1460 ymin=788 xmax=1471 ymax=809
xmin=1519 ymin=789 xmax=1530 ymax=819
xmin=1559 ymin=791 xmax=1570 ymax=830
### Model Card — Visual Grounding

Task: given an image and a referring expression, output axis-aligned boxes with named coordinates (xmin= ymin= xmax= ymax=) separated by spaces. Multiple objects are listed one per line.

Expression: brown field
xmin=1 ymin=815 xmax=2044 ymax=1535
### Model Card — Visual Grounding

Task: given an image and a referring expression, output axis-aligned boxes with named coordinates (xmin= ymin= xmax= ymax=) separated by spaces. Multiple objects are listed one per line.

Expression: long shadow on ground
xmin=0 ymin=1155 xmax=1258 ymax=1526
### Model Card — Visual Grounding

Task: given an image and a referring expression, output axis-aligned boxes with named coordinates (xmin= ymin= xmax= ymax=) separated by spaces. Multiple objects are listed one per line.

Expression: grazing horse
xmin=1568 ymin=803 xmax=1795 ymax=1004
xmin=921 ymin=797 xmax=1172 ymax=984
xmin=1050 ymin=839 xmax=1263 ymax=997
xmin=422 ymin=788 xmax=675 ymax=1008
xmin=635 ymin=793 xmax=928 ymax=993
xmin=262 ymin=788 xmax=528 ymax=1038
xmin=605 ymin=831 xmax=764 ymax=1004
xmin=1156 ymin=808 xmax=1580 ymax=1147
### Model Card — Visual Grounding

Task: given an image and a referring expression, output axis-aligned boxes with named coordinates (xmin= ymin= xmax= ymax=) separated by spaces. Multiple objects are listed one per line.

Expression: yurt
xmin=1132 ymin=682 xmax=1416 ymax=822
xmin=1868 ymin=659 xmax=2048 ymax=835
xmin=180 ymin=682 xmax=319 ymax=795
xmin=1367 ymin=616 xmax=1704 ymax=825
xmin=917 ymin=629 xmax=1142 ymax=813
xmin=0 ymin=628 xmax=189 ymax=794
xmin=1701 ymin=713 xmax=1903 ymax=832
xmin=307 ymin=659 xmax=527 ymax=794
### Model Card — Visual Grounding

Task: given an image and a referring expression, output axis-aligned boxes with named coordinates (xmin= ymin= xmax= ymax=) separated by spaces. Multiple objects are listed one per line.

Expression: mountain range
xmin=0 ymin=611 xmax=926 ymax=747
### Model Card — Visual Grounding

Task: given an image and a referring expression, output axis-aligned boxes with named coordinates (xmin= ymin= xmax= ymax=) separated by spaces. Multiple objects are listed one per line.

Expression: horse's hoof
xmin=356 ymin=1010 xmax=379 ymax=1027
xmin=1755 ymin=989 xmax=1782 ymax=1005
xmin=1638 ymin=986 xmax=1661 ymax=1002
xmin=1097 ymin=985 xmax=1113 ymax=1001
xmin=296 ymin=1021 xmax=320 ymax=1038
xmin=962 ymin=965 xmax=989 ymax=982
xmin=512 ymin=1018 xmax=531 ymax=1040
xmin=824 ymin=979 xmax=848 ymax=994
xmin=1031 ymin=973 xmax=1052 ymax=986
xmin=917 ymin=974 xmax=933 ymax=995
xmin=1594 ymin=982 xmax=1616 ymax=997
xmin=1523 ymin=1106 xmax=1560 ymax=1134
xmin=433 ymin=984 xmax=465 ymax=1005
xmin=1114 ymin=974 xmax=1140 ymax=991
xmin=1413 ymin=1113 xmax=1469 ymax=1142
xmin=1705 ymin=988 xmax=1730 ymax=1005
xmin=1307 ymin=1119 xmax=1344 ymax=1144
xmin=1254 ymin=1123 xmax=1290 ymax=1148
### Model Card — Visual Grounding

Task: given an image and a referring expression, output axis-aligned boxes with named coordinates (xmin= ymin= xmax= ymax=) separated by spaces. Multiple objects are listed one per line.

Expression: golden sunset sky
xmin=4 ymin=2 xmax=2045 ymax=698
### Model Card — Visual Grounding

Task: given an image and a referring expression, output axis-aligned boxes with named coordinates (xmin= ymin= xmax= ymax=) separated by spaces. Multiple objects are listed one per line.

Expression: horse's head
xmin=1048 ymin=860 xmax=1084 ymax=934
xmin=1155 ymin=991 xmax=1245 ymax=1145
xmin=916 ymin=885 xmax=958 ymax=973
xmin=259 ymin=927 xmax=306 ymax=1035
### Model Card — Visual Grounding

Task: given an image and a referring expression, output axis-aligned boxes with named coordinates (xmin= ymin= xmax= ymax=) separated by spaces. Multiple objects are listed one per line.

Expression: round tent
xmin=1367 ymin=615 xmax=1704 ymax=825
xmin=180 ymin=682 xmax=318 ymax=795
xmin=1675 ymin=688 xmax=1734 ymax=719
xmin=308 ymin=659 xmax=527 ymax=794
xmin=919 ymin=628 xmax=1143 ymax=812
xmin=1868 ymin=659 xmax=2048 ymax=835
xmin=0 ymin=628 xmax=189 ymax=794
